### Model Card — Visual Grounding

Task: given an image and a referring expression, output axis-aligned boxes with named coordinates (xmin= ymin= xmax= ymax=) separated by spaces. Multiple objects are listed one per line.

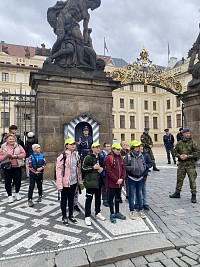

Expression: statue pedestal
xmin=179 ymin=87 xmax=200 ymax=145
xmin=30 ymin=69 xmax=119 ymax=179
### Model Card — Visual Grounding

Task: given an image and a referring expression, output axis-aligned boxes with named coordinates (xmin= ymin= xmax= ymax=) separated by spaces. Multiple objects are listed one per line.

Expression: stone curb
xmin=0 ymin=233 xmax=173 ymax=267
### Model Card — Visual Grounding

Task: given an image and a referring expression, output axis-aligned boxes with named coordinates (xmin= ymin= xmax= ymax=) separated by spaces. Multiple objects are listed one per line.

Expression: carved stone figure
xmin=35 ymin=43 xmax=51 ymax=57
xmin=188 ymin=32 xmax=200 ymax=89
xmin=2 ymin=45 xmax=8 ymax=54
xmin=24 ymin=47 xmax=30 ymax=58
xmin=45 ymin=0 xmax=102 ymax=70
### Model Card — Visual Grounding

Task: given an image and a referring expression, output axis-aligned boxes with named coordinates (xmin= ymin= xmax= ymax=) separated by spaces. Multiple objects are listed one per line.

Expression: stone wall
xmin=180 ymin=89 xmax=200 ymax=146
xmin=30 ymin=69 xmax=119 ymax=179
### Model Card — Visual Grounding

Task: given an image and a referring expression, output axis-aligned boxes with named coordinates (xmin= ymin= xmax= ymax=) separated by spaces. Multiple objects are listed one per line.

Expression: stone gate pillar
xmin=30 ymin=69 xmax=119 ymax=179
xmin=179 ymin=89 xmax=200 ymax=146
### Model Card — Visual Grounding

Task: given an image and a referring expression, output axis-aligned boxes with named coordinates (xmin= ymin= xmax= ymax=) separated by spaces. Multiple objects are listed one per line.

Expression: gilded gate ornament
xmin=107 ymin=49 xmax=182 ymax=94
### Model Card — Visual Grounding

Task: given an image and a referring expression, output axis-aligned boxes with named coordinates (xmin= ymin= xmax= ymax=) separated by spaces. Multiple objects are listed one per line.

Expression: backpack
xmin=106 ymin=153 xmax=123 ymax=168
xmin=107 ymin=153 xmax=115 ymax=167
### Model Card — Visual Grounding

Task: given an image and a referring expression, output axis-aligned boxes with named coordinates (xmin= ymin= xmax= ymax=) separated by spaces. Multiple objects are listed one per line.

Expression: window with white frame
xmin=2 ymin=72 xmax=9 ymax=82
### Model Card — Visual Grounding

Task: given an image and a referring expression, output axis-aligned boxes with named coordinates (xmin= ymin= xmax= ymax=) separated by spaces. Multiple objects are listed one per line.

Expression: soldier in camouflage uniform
xmin=170 ymin=128 xmax=199 ymax=203
xmin=140 ymin=128 xmax=159 ymax=171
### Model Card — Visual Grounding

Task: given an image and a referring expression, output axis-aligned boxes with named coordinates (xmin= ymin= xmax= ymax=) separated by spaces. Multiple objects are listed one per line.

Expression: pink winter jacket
xmin=56 ymin=150 xmax=83 ymax=191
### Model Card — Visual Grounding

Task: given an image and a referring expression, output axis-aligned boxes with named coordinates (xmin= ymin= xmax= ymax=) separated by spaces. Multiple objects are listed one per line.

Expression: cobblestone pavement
xmin=101 ymin=147 xmax=200 ymax=266
xmin=1 ymin=146 xmax=200 ymax=266
xmin=0 ymin=178 xmax=156 ymax=261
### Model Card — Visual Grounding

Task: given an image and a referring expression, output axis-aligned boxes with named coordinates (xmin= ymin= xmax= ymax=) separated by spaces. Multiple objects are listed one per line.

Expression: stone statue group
xmin=45 ymin=0 xmax=104 ymax=70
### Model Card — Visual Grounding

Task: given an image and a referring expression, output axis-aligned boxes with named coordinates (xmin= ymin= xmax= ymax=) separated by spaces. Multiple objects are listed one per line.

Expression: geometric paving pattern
xmin=0 ymin=180 xmax=157 ymax=261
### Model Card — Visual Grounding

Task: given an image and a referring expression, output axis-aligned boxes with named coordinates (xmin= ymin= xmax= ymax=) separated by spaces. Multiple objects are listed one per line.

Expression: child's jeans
xmin=128 ymin=178 xmax=143 ymax=211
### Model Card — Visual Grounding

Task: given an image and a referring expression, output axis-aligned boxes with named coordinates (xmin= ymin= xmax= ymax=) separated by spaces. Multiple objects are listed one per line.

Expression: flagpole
xmin=168 ymin=41 xmax=170 ymax=64
xmin=104 ymin=37 xmax=105 ymax=57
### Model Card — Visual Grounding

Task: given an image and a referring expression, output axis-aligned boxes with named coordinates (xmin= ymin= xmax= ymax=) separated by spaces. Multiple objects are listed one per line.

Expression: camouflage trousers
xmin=145 ymin=147 xmax=156 ymax=168
xmin=176 ymin=163 xmax=197 ymax=194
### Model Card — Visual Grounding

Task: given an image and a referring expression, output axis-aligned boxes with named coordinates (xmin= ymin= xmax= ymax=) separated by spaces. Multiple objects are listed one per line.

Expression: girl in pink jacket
xmin=56 ymin=138 xmax=83 ymax=226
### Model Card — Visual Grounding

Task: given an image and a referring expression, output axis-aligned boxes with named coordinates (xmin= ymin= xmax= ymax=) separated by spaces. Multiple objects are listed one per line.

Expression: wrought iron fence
xmin=0 ymin=89 xmax=36 ymax=143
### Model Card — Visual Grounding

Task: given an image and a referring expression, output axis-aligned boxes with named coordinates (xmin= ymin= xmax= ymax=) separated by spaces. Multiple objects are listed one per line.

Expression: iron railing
xmin=0 ymin=89 xmax=36 ymax=144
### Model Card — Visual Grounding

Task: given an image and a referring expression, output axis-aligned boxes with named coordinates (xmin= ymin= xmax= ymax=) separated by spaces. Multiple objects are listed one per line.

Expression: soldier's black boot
xmin=191 ymin=194 xmax=196 ymax=203
xmin=169 ymin=192 xmax=180 ymax=198
xmin=153 ymin=163 xmax=160 ymax=171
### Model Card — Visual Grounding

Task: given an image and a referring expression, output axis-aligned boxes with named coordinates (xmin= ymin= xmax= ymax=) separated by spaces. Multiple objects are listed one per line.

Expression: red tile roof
xmin=0 ymin=42 xmax=36 ymax=58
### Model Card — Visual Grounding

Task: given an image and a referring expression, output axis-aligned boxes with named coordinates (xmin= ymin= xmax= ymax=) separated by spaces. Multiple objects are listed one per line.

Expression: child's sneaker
xmin=8 ymin=196 xmax=14 ymax=203
xmin=85 ymin=217 xmax=91 ymax=226
xmin=62 ymin=217 xmax=69 ymax=226
xmin=115 ymin=212 xmax=126 ymax=220
xmin=15 ymin=192 xmax=21 ymax=200
xmin=68 ymin=216 xmax=77 ymax=224
xmin=28 ymin=199 xmax=34 ymax=207
xmin=37 ymin=196 xmax=42 ymax=202
xmin=110 ymin=214 xmax=116 ymax=223
xmin=129 ymin=210 xmax=137 ymax=220
xmin=139 ymin=211 xmax=147 ymax=219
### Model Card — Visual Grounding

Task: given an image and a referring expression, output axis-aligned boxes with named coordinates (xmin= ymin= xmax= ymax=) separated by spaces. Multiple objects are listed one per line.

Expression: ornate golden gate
xmin=107 ymin=49 xmax=183 ymax=96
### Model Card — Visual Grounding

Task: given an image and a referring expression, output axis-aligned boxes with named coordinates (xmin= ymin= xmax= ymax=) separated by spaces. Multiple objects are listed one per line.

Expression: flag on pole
xmin=105 ymin=40 xmax=108 ymax=52
xmin=104 ymin=37 xmax=108 ymax=56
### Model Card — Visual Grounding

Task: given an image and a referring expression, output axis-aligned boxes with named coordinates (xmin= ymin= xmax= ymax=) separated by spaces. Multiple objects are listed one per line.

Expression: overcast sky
xmin=0 ymin=0 xmax=200 ymax=66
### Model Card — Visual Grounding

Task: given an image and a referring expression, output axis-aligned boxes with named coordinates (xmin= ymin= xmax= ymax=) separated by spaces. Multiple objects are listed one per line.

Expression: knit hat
xmin=32 ymin=144 xmax=40 ymax=152
xmin=27 ymin=132 xmax=34 ymax=138
xmin=130 ymin=140 xmax=142 ymax=147
xmin=112 ymin=143 xmax=122 ymax=149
